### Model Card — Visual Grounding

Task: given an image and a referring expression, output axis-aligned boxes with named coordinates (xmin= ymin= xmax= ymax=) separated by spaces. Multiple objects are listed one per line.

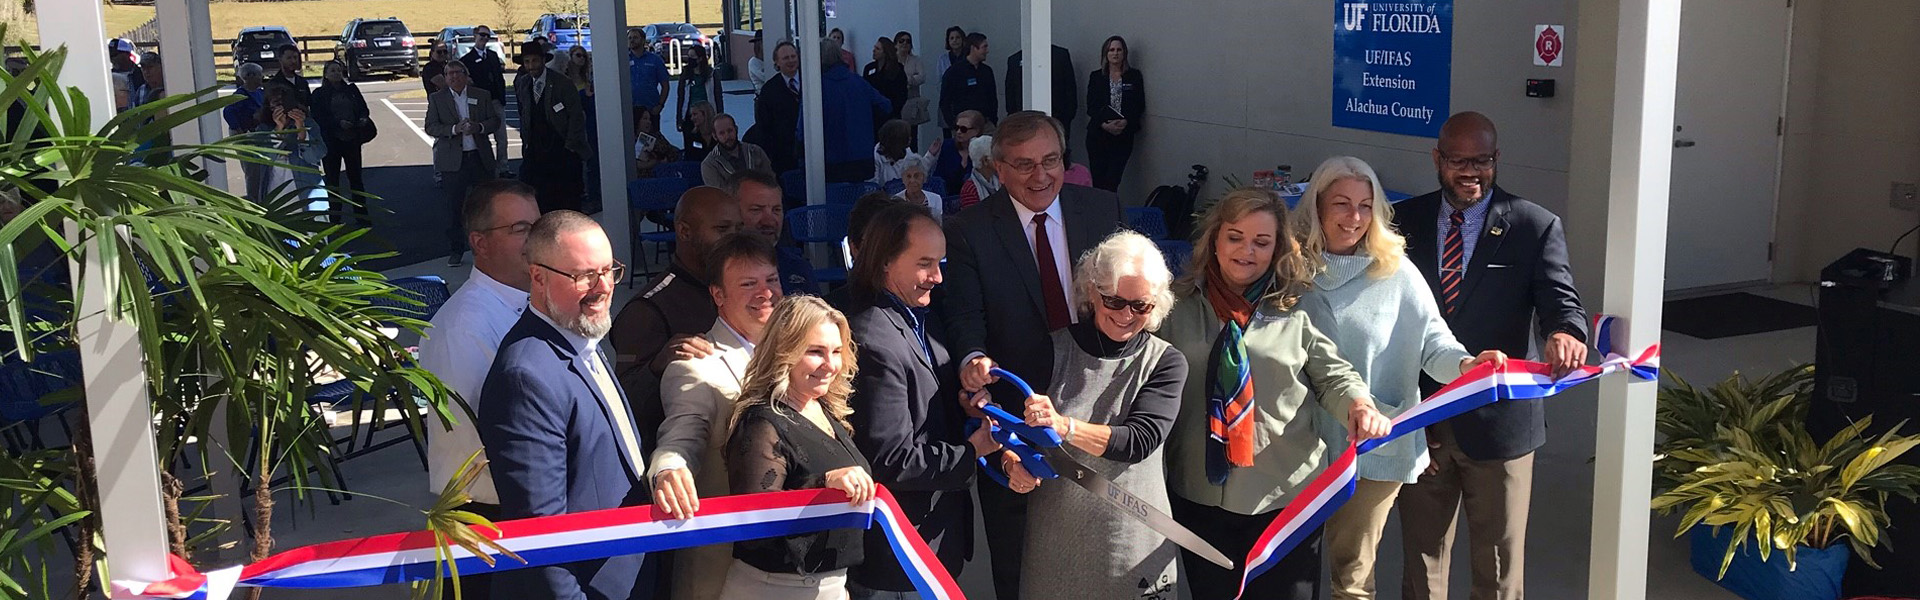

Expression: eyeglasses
xmin=478 ymin=221 xmax=534 ymax=236
xmin=998 ymin=154 xmax=1064 ymax=176
xmin=1099 ymin=294 xmax=1154 ymax=316
xmin=537 ymin=261 xmax=627 ymax=290
xmin=1438 ymin=152 xmax=1496 ymax=171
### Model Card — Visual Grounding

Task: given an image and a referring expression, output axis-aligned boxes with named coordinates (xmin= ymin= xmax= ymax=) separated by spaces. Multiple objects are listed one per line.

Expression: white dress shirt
xmin=529 ymin=307 xmax=647 ymax=479
xmin=450 ymin=86 xmax=476 ymax=151
xmin=1010 ymin=195 xmax=1078 ymax=324
xmin=418 ymin=268 xmax=528 ymax=504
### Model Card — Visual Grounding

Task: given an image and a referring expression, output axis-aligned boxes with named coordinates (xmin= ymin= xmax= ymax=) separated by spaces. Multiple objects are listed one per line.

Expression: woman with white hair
xmin=891 ymin=154 xmax=945 ymax=223
xmin=1009 ymin=230 xmax=1190 ymax=599
xmin=957 ymin=135 xmax=998 ymax=209
xmin=1290 ymin=156 xmax=1504 ymax=600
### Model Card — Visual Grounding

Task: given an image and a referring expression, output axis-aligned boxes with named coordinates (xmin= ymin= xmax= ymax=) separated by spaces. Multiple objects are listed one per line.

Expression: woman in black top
xmin=311 ymin=60 xmax=374 ymax=223
xmin=1085 ymin=36 xmax=1146 ymax=192
xmin=724 ymin=295 xmax=876 ymax=599
xmin=863 ymin=37 xmax=908 ymax=130
xmin=422 ymin=43 xmax=449 ymax=95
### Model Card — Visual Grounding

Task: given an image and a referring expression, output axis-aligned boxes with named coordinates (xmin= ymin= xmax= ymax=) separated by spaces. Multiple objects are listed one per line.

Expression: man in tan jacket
xmin=424 ymin=60 xmax=501 ymax=267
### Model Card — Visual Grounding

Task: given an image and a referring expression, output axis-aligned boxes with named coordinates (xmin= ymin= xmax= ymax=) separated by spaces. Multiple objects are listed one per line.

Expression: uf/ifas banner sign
xmin=1332 ymin=0 xmax=1453 ymax=138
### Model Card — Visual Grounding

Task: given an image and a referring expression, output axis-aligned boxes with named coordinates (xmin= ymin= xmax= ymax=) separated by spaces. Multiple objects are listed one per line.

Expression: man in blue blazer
xmin=479 ymin=210 xmax=649 ymax=600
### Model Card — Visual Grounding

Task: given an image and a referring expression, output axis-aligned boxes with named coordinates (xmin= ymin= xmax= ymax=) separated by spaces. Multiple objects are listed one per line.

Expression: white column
xmin=38 ymin=1 xmax=174 ymax=586
xmin=156 ymin=0 xmax=226 ymax=189
xmin=1582 ymin=0 xmax=1679 ymax=598
xmin=797 ymin=0 xmax=825 ymax=205
xmin=589 ymin=0 xmax=632 ymax=264
xmin=764 ymin=0 xmax=790 ymax=48
xmin=1020 ymin=0 xmax=1051 ymax=116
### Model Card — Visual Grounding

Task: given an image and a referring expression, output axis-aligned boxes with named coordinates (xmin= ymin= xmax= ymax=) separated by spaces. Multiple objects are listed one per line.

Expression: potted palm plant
xmin=1653 ymin=366 xmax=1920 ymax=600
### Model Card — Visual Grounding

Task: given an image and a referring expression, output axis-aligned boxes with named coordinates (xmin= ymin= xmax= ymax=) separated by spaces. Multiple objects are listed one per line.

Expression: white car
xmin=436 ymin=26 xmax=507 ymax=60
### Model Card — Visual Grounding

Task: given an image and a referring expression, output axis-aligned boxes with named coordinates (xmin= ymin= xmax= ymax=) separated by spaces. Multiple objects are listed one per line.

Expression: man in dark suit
xmin=747 ymin=40 xmax=802 ymax=177
xmin=1392 ymin=111 xmax=1589 ymax=600
xmin=941 ymin=111 xmax=1124 ymax=600
xmin=1004 ymin=44 xmax=1077 ymax=139
xmin=462 ymin=26 xmax=512 ymax=177
xmin=846 ymin=204 xmax=1001 ymax=597
xmin=479 ymin=210 xmax=648 ymax=600
xmin=512 ymin=45 xmax=590 ymax=213
xmin=940 ymin=33 xmax=999 ymax=130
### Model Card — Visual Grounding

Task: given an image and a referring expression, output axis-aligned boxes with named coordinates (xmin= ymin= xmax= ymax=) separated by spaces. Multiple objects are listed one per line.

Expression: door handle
xmin=1674 ymin=139 xmax=1697 ymax=148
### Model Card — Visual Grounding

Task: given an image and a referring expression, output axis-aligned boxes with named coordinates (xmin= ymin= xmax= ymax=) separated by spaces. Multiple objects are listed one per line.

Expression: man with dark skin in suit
xmin=1396 ymin=111 xmax=1588 ymax=600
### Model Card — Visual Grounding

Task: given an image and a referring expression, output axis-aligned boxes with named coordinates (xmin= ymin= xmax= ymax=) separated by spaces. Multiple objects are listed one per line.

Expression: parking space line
xmin=381 ymin=97 xmax=434 ymax=146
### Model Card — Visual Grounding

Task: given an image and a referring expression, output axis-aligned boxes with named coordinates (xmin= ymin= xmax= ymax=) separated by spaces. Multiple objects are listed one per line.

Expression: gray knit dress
xmin=1019 ymin=325 xmax=1188 ymax=600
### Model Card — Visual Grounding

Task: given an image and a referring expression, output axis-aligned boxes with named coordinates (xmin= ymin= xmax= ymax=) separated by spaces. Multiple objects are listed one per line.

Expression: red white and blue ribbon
xmin=1233 ymin=315 xmax=1659 ymax=599
xmin=112 ymin=486 xmax=964 ymax=600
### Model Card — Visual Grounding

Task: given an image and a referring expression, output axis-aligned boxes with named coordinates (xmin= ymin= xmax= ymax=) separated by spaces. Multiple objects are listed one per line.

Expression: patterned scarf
xmin=1203 ymin=260 xmax=1269 ymax=485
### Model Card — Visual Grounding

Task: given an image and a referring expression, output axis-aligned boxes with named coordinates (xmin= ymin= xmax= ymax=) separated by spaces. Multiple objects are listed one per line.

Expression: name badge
xmin=1253 ymin=311 xmax=1289 ymax=323
xmin=967 ymin=78 xmax=978 ymax=86
xmin=552 ymin=102 xmax=565 ymax=113
xmin=466 ymin=97 xmax=478 ymax=105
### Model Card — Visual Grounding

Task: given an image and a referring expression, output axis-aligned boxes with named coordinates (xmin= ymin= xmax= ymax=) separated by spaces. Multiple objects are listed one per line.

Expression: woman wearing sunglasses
xmin=1007 ymin=230 xmax=1188 ymax=599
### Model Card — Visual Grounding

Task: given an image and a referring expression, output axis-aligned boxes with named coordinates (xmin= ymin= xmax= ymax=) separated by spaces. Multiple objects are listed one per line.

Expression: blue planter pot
xmin=1689 ymin=525 xmax=1849 ymax=600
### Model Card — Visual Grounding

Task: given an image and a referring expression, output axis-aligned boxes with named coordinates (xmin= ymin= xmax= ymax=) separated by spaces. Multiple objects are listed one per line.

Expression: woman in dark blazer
xmin=1084 ymin=36 xmax=1145 ymax=192
xmin=843 ymin=203 xmax=1000 ymax=596
xmin=311 ymin=59 xmax=373 ymax=222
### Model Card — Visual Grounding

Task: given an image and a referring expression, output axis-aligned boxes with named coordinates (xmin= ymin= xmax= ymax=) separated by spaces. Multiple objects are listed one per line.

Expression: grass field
xmin=70 ymin=0 xmax=725 ymax=42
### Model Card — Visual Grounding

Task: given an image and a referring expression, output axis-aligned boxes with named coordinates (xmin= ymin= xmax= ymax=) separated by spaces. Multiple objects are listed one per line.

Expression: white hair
xmin=967 ymin=135 xmax=994 ymax=166
xmin=1072 ymin=230 xmax=1175 ymax=331
xmin=898 ymin=153 xmax=930 ymax=175
xmin=236 ymin=62 xmax=265 ymax=80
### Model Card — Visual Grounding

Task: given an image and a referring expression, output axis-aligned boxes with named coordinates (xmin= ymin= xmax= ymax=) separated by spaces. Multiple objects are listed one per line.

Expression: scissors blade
xmin=1042 ymin=448 xmax=1236 ymax=570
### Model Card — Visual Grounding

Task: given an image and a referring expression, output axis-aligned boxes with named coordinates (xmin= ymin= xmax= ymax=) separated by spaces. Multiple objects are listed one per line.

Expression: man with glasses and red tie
xmin=940 ymin=111 xmax=1123 ymax=600
xmin=479 ymin=210 xmax=649 ymax=600
xmin=1392 ymin=111 xmax=1588 ymax=600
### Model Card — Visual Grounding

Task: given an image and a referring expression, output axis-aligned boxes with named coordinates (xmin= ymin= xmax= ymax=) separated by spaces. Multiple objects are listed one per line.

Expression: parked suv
xmin=338 ymin=17 xmax=418 ymax=79
xmin=643 ymin=22 xmax=709 ymax=57
xmin=526 ymin=13 xmax=590 ymax=51
xmin=232 ymin=26 xmax=295 ymax=70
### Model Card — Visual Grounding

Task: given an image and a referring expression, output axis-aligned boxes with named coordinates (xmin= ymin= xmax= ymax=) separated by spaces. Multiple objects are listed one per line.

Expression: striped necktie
xmin=1441 ymin=210 xmax=1466 ymax=315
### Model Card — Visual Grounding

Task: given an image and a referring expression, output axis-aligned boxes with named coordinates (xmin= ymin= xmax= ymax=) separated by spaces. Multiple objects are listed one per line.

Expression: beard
xmin=541 ymin=288 xmax=613 ymax=338
xmin=1437 ymin=171 xmax=1494 ymax=208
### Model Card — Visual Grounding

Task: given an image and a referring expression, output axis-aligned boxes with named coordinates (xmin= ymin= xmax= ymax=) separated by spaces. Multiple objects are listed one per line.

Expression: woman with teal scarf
xmin=1161 ymin=187 xmax=1391 ymax=600
xmin=1291 ymin=156 xmax=1506 ymax=600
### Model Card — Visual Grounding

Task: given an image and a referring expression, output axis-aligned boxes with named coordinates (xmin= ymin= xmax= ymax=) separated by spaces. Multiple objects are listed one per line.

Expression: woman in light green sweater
xmin=1161 ymin=187 xmax=1392 ymax=600
xmin=1291 ymin=156 xmax=1506 ymax=600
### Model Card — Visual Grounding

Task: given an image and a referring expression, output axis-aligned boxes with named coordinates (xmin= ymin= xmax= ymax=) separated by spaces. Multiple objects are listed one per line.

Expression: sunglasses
xmin=1099 ymin=294 xmax=1154 ymax=316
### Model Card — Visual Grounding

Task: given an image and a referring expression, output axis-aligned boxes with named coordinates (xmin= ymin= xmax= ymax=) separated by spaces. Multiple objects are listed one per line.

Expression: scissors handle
xmin=980 ymin=368 xmax=1065 ymax=448
xmin=967 ymin=417 xmax=1060 ymax=487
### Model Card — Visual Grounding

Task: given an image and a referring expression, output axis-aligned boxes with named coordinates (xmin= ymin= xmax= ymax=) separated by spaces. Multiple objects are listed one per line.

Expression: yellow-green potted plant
xmin=1653 ymin=366 xmax=1920 ymax=600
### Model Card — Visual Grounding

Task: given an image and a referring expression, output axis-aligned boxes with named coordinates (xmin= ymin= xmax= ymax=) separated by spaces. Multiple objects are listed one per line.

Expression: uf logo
xmin=1342 ymin=2 xmax=1369 ymax=31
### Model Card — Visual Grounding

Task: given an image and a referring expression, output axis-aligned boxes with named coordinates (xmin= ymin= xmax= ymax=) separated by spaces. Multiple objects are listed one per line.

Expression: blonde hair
xmin=1176 ymin=187 xmax=1311 ymax=310
xmin=730 ymin=295 xmax=859 ymax=433
xmin=1072 ymin=230 xmax=1175 ymax=331
xmin=1292 ymin=156 xmax=1407 ymax=279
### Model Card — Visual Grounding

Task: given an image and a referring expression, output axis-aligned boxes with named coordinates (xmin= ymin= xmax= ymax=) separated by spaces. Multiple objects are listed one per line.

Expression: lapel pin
xmin=1489 ymin=226 xmax=1505 ymax=236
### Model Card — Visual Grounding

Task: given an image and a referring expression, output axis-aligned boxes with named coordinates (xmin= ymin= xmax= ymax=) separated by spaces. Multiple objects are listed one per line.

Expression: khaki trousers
xmin=1398 ymin=424 xmax=1535 ymax=600
xmin=1324 ymin=478 xmax=1404 ymax=600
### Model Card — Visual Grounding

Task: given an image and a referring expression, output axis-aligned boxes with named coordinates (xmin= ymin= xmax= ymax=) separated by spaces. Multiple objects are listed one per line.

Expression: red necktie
xmin=1441 ymin=211 xmax=1466 ymax=315
xmin=1032 ymin=213 xmax=1071 ymax=330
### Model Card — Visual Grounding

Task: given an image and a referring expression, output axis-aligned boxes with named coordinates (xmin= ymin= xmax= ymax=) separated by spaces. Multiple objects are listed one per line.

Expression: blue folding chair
xmin=787 ymin=204 xmax=854 ymax=284
xmin=824 ymin=181 xmax=879 ymax=206
xmin=883 ymin=178 xmax=906 ymax=195
xmin=372 ymin=276 xmax=451 ymax=325
xmin=654 ymin=160 xmax=704 ymax=186
xmin=0 ymin=350 xmax=79 ymax=452
xmin=1126 ymin=207 xmax=1170 ymax=240
xmin=779 ymin=169 xmax=807 ymax=206
xmin=1156 ymin=239 xmax=1195 ymax=278
xmin=628 ymin=177 xmax=694 ymax=280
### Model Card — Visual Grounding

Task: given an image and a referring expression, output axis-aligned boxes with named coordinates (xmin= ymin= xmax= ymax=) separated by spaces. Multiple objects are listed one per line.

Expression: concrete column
xmin=1020 ymin=0 xmax=1051 ymax=117
xmin=589 ymin=0 xmax=633 ymax=264
xmin=155 ymin=0 xmax=227 ymax=189
xmin=797 ymin=0 xmax=825 ymax=205
xmin=1570 ymin=0 xmax=1679 ymax=597
xmin=764 ymin=0 xmax=790 ymax=47
xmin=38 ymin=1 xmax=174 ymax=586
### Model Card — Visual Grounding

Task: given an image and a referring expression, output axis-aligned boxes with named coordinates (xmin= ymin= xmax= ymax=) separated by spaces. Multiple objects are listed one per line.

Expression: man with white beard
xmin=478 ymin=210 xmax=649 ymax=599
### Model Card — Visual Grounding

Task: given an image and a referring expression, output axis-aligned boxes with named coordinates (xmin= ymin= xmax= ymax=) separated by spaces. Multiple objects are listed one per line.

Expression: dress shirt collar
xmin=1010 ymin=194 xmax=1064 ymax=228
xmin=1438 ymin=193 xmax=1493 ymax=225
xmin=466 ymin=267 xmax=530 ymax=311
xmin=531 ymin=305 xmax=599 ymax=357
xmin=718 ymin=316 xmax=756 ymax=355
